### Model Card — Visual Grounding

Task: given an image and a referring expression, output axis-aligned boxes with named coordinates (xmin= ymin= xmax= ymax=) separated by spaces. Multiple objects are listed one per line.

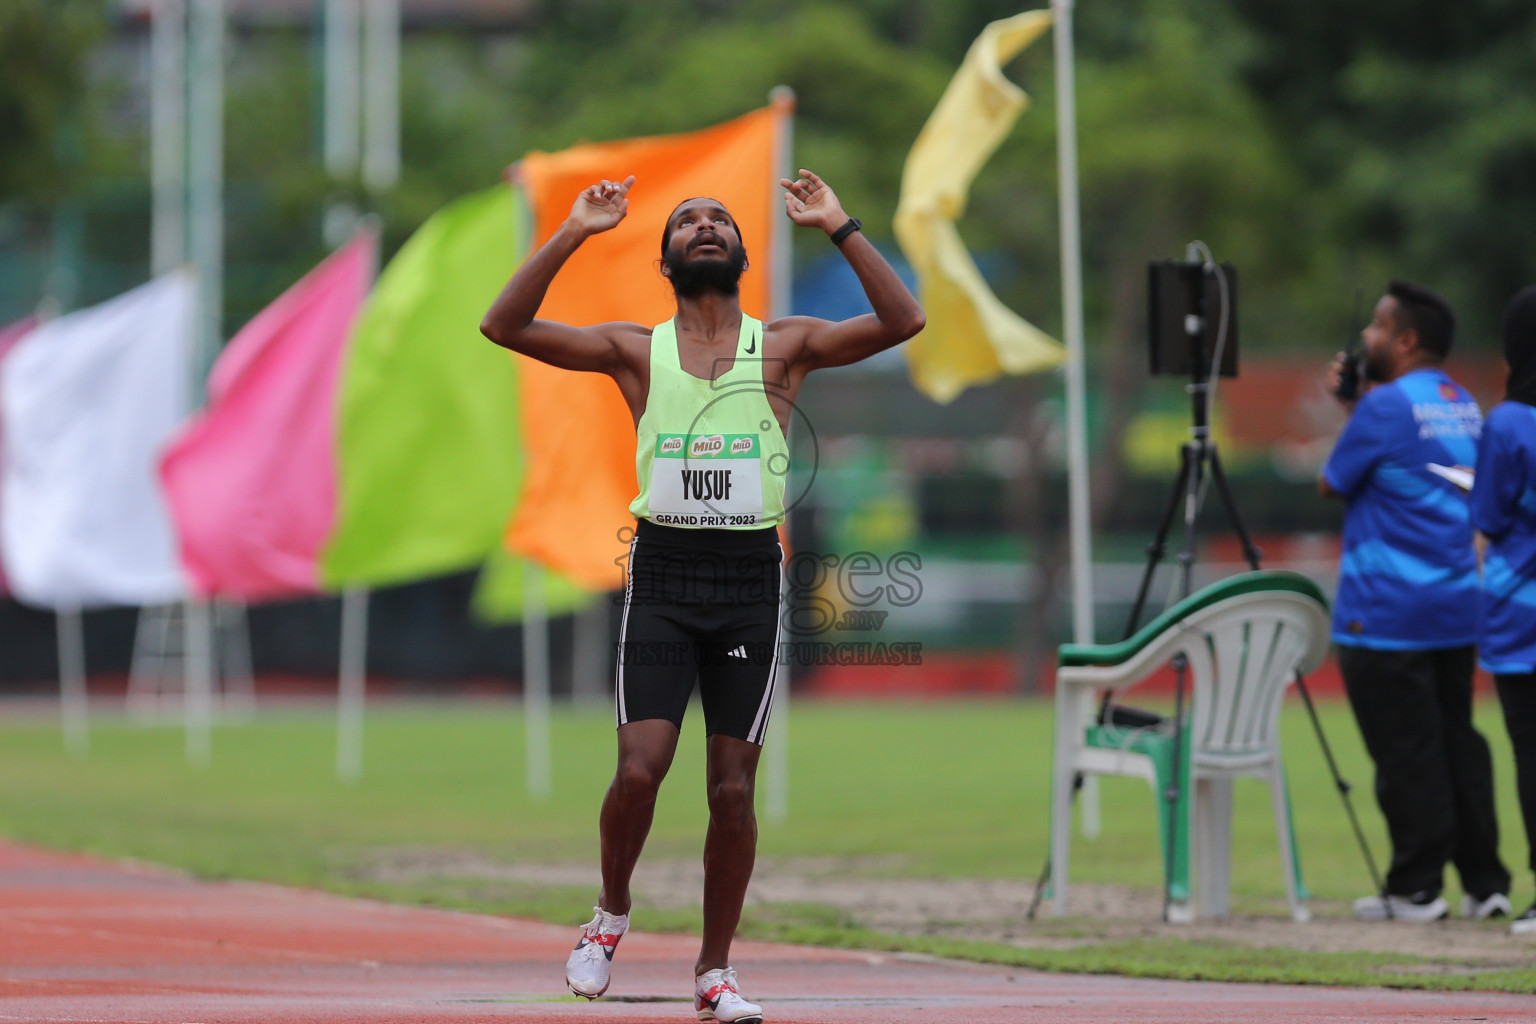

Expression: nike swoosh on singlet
xmin=745 ymin=331 xmax=756 ymax=355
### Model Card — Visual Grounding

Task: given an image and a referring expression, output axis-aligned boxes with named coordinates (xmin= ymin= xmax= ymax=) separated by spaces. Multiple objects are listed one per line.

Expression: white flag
xmin=0 ymin=272 xmax=194 ymax=608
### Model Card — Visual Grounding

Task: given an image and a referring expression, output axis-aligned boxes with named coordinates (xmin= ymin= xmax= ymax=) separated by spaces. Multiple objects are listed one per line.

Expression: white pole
xmin=571 ymin=598 xmax=608 ymax=704
xmin=324 ymin=0 xmax=362 ymax=243
xmin=183 ymin=0 xmax=223 ymax=769
xmin=1052 ymin=0 xmax=1094 ymax=646
xmin=768 ymin=86 xmax=795 ymax=328
xmin=361 ymin=0 xmax=399 ymax=193
xmin=764 ymin=85 xmax=795 ymax=824
xmin=150 ymin=0 xmax=186 ymax=277
xmin=336 ymin=585 xmax=369 ymax=781
xmin=187 ymin=0 xmax=223 ymax=392
xmin=56 ymin=608 xmax=88 ymax=757
xmin=335 ymin=222 xmax=380 ymax=783
xmin=524 ymin=564 xmax=551 ymax=800
xmin=183 ymin=599 xmax=213 ymax=765
xmin=1052 ymin=0 xmax=1101 ymax=846
xmin=324 ymin=0 xmax=361 ymax=175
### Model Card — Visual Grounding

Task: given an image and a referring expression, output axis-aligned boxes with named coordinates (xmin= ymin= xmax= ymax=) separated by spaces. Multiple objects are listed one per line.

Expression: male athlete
xmin=480 ymin=170 xmax=923 ymax=1022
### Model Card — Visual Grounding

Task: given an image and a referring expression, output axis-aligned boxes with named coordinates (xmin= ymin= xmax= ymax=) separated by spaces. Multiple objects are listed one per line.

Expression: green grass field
xmin=0 ymin=696 xmax=1529 ymax=991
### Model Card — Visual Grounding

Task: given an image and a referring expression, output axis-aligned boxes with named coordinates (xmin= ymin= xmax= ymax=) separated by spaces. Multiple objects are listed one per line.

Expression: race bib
xmin=648 ymin=433 xmax=763 ymax=527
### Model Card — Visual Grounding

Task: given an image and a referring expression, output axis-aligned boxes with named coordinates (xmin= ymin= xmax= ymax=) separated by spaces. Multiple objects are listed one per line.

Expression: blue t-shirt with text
xmin=1323 ymin=368 xmax=1482 ymax=649
xmin=1471 ymin=401 xmax=1536 ymax=674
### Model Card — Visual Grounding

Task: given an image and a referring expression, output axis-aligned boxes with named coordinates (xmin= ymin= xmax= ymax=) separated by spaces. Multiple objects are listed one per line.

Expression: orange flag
xmin=505 ymin=102 xmax=787 ymax=591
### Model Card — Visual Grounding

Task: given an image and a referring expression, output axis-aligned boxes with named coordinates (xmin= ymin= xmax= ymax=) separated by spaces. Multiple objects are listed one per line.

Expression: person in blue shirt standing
xmin=1471 ymin=285 xmax=1536 ymax=935
xmin=1321 ymin=279 xmax=1511 ymax=922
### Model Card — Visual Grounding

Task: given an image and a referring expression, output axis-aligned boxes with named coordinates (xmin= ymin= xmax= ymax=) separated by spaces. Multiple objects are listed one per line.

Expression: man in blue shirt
xmin=1321 ymin=279 xmax=1510 ymax=922
xmin=1471 ymin=284 xmax=1536 ymax=934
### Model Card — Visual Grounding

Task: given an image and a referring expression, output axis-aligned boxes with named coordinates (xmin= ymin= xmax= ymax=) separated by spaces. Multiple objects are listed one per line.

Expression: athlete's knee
xmin=612 ymin=756 xmax=667 ymax=801
xmin=707 ymin=775 xmax=756 ymax=826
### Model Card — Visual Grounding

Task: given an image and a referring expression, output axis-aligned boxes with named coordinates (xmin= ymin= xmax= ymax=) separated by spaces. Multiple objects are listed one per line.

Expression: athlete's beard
xmin=664 ymin=240 xmax=748 ymax=298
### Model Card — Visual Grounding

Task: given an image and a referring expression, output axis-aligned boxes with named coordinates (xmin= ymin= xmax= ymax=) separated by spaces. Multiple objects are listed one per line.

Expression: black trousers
xmin=1338 ymin=645 xmax=1510 ymax=899
xmin=1495 ymin=672 xmax=1536 ymax=879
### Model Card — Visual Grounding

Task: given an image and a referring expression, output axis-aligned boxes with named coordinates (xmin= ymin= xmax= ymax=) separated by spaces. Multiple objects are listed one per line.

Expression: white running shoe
xmin=564 ymin=906 xmax=628 ymax=999
xmin=694 ymin=966 xmax=764 ymax=1023
xmin=1353 ymin=892 xmax=1449 ymax=922
xmin=1511 ymin=902 xmax=1536 ymax=936
xmin=1462 ymin=892 xmax=1512 ymax=920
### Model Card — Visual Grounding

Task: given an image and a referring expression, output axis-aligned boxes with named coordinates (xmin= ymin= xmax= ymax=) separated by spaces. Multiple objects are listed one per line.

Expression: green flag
xmin=321 ymin=185 xmax=528 ymax=589
xmin=470 ymin=544 xmax=593 ymax=625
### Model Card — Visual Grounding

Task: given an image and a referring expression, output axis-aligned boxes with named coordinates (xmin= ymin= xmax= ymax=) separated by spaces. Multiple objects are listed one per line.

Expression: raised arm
xmin=776 ymin=170 xmax=925 ymax=371
xmin=480 ymin=175 xmax=640 ymax=373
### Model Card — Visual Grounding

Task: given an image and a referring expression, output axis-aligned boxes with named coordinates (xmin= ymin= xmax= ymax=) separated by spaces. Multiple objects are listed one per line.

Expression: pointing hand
xmin=570 ymin=176 xmax=636 ymax=235
xmin=780 ymin=169 xmax=847 ymax=235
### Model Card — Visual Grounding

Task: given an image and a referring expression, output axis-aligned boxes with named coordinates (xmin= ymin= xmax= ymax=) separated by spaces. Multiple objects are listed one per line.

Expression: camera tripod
xmin=1125 ymin=389 xmax=1390 ymax=921
xmin=1028 ymin=286 xmax=1386 ymax=924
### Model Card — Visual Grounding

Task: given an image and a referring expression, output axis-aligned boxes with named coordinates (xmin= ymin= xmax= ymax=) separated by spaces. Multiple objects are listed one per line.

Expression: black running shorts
xmin=615 ymin=519 xmax=783 ymax=744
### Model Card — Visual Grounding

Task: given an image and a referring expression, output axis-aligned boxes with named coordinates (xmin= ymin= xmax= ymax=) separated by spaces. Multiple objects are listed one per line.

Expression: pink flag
xmin=0 ymin=316 xmax=38 ymax=596
xmin=161 ymin=232 xmax=374 ymax=600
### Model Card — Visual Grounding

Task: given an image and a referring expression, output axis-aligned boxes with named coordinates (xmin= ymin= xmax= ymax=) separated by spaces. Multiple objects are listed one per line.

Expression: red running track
xmin=0 ymin=841 xmax=1530 ymax=1023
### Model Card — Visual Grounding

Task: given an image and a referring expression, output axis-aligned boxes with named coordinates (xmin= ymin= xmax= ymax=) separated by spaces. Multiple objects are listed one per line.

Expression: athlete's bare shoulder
xmin=761 ymin=315 xmax=824 ymax=363
xmin=596 ymin=320 xmax=654 ymax=367
xmin=608 ymin=320 xmax=654 ymax=343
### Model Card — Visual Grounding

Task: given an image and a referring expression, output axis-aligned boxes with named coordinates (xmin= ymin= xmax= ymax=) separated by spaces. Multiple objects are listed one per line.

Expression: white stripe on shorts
xmin=614 ymin=533 xmax=638 ymax=726
xmin=746 ymin=546 xmax=786 ymax=745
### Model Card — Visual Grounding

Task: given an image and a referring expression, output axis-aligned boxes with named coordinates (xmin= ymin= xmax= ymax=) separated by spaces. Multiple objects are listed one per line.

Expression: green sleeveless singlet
xmin=630 ymin=315 xmax=790 ymax=529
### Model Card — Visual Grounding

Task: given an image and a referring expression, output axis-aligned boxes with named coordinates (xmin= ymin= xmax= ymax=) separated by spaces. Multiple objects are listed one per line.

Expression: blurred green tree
xmin=0 ymin=0 xmax=106 ymax=206
xmin=1229 ymin=0 xmax=1536 ymax=346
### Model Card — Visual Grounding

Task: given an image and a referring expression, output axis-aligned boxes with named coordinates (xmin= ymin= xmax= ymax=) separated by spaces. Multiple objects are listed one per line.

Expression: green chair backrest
xmin=1058 ymin=570 xmax=1328 ymax=669
xmin=1059 ymin=570 xmax=1331 ymax=759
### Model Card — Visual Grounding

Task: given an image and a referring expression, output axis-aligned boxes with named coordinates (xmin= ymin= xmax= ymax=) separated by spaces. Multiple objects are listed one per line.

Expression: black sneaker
xmin=1512 ymin=902 xmax=1536 ymax=936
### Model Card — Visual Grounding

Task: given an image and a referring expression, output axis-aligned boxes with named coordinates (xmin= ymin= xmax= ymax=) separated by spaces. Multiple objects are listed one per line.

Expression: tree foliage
xmin=2 ymin=0 xmax=1534 ymax=355
xmin=0 ymin=0 xmax=106 ymax=205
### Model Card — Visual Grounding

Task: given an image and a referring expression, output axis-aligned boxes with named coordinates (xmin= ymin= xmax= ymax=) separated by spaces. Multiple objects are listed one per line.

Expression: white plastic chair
xmin=1048 ymin=570 xmax=1330 ymax=922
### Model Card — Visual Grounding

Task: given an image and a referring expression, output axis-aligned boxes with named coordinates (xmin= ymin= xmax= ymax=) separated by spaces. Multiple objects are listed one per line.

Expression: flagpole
xmin=184 ymin=597 xmax=213 ymax=764
xmin=765 ymin=86 xmax=795 ymax=825
xmin=188 ymin=0 xmax=223 ymax=390
xmin=150 ymin=0 xmax=186 ymax=277
xmin=361 ymin=0 xmax=399 ymax=194
xmin=524 ymin=563 xmax=551 ymax=800
xmin=333 ymin=220 xmax=384 ymax=783
xmin=324 ymin=0 xmax=361 ymax=175
xmin=1051 ymin=0 xmax=1102 ymax=878
xmin=336 ymin=585 xmax=368 ymax=781
xmin=184 ymin=0 xmax=223 ymax=757
xmin=324 ymin=0 xmax=361 ymax=242
xmin=56 ymin=608 xmax=89 ymax=757
xmin=768 ymin=87 xmax=795 ymax=324
xmin=1051 ymin=0 xmax=1094 ymax=649
xmin=571 ymin=598 xmax=608 ymax=704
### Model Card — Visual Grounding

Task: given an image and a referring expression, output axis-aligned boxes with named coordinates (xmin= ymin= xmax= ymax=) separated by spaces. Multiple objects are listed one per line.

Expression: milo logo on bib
xmin=649 ymin=433 xmax=764 ymax=526
xmin=654 ymin=433 xmax=758 ymax=460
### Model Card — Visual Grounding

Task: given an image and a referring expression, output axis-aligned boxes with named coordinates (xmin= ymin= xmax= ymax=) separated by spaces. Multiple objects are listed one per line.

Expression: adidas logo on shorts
xmin=727 ymin=645 xmax=749 ymax=659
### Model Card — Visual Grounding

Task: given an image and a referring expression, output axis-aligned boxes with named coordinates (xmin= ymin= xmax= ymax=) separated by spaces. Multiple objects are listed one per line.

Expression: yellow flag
xmin=895 ymin=10 xmax=1062 ymax=403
